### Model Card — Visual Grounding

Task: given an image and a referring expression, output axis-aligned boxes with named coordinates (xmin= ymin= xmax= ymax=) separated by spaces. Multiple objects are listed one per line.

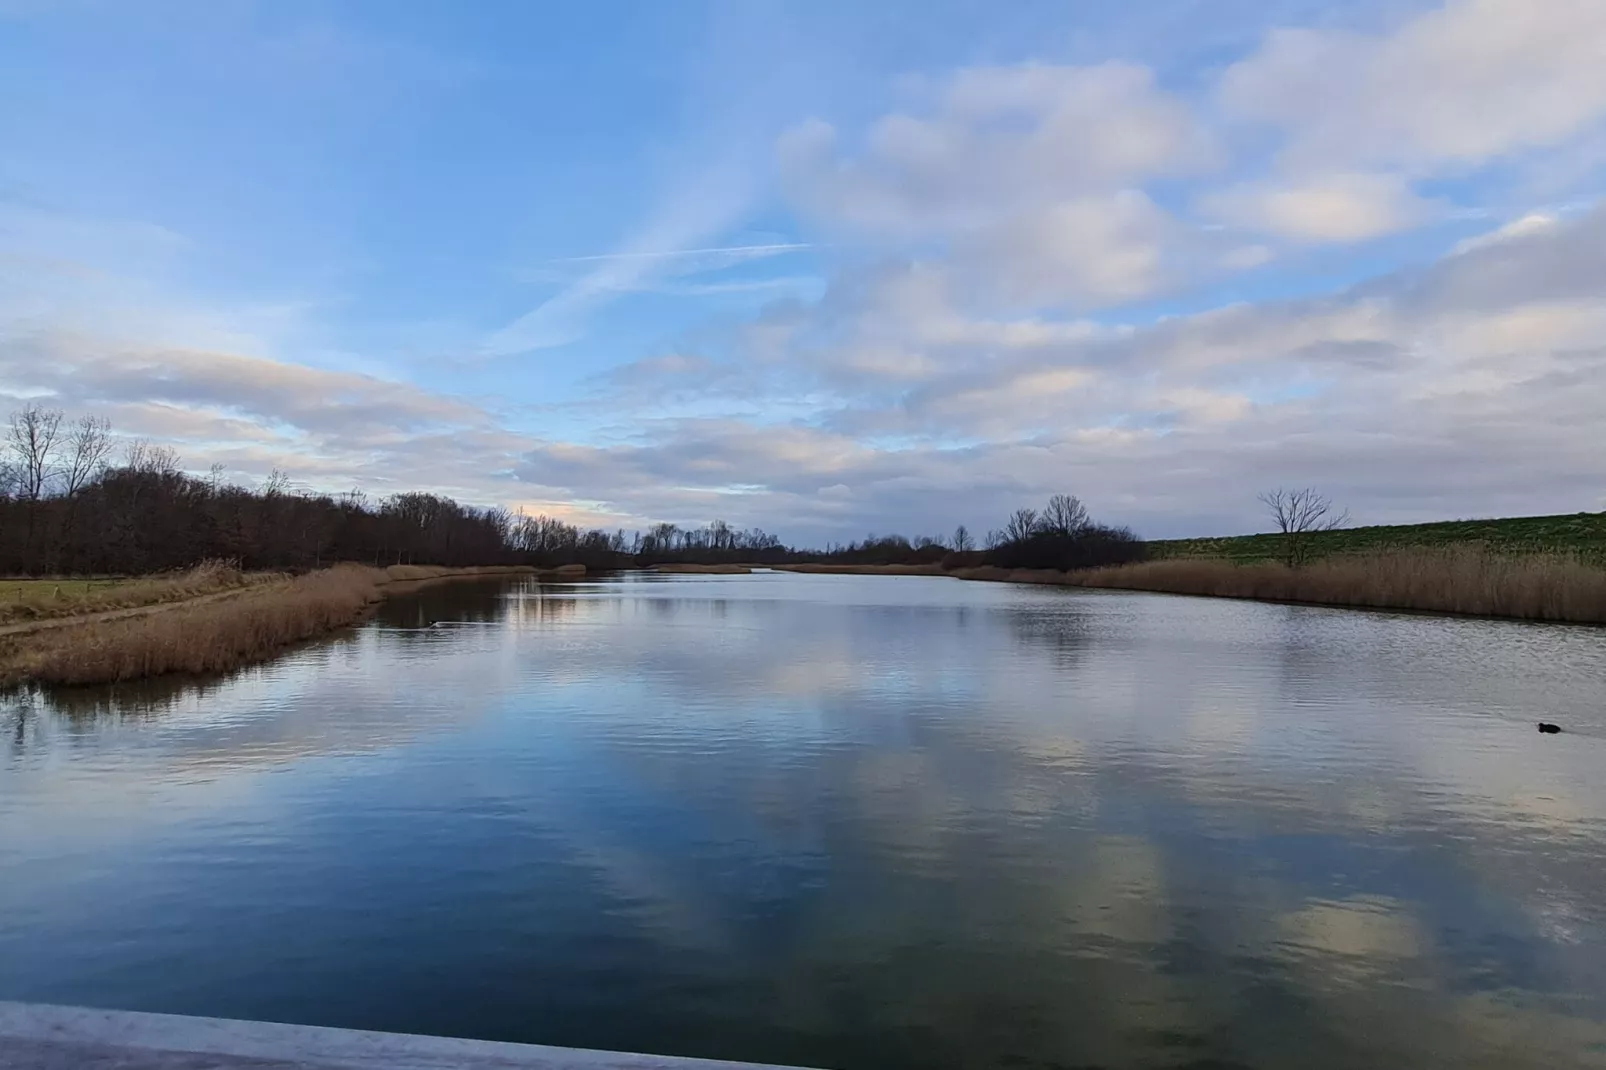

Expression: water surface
xmin=3 ymin=572 xmax=1605 ymax=1069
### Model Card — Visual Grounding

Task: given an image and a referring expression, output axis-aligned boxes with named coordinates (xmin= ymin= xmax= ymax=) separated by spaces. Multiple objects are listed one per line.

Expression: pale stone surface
xmin=0 ymin=1002 xmax=816 ymax=1070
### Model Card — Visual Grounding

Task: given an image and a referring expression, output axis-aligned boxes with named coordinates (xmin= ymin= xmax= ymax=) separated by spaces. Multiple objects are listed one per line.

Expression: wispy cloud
xmin=482 ymin=153 xmax=765 ymax=357
xmin=514 ymin=242 xmax=816 ymax=298
xmin=546 ymin=242 xmax=811 ymax=265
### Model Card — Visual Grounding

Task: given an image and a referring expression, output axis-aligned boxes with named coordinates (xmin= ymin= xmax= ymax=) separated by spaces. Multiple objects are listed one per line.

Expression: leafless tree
xmin=1258 ymin=487 xmax=1350 ymax=567
xmin=7 ymin=405 xmax=64 ymax=565
xmin=61 ymin=415 xmax=114 ymax=497
xmin=124 ymin=439 xmax=180 ymax=475
xmin=262 ymin=468 xmax=291 ymax=497
xmin=952 ymin=524 xmax=974 ymax=553
xmin=7 ymin=404 xmax=63 ymax=502
xmin=1003 ymin=507 xmax=1039 ymax=544
xmin=1040 ymin=493 xmax=1090 ymax=537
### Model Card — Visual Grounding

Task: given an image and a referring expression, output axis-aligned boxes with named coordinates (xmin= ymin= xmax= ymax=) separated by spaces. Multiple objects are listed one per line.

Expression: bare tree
xmin=1258 ymin=487 xmax=1350 ymax=567
xmin=124 ymin=439 xmax=180 ymax=475
xmin=61 ymin=415 xmax=113 ymax=497
xmin=7 ymin=405 xmax=64 ymax=567
xmin=952 ymin=524 xmax=974 ymax=553
xmin=1040 ymin=494 xmax=1090 ymax=537
xmin=7 ymin=404 xmax=63 ymax=502
xmin=1003 ymin=507 xmax=1039 ymax=544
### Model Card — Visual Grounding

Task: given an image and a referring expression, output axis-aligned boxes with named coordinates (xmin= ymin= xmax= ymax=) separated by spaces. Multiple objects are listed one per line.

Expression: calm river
xmin=3 ymin=572 xmax=1605 ymax=1069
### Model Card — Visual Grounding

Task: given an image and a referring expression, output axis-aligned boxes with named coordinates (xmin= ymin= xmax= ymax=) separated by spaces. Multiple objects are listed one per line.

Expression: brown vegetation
xmin=1065 ymin=548 xmax=1606 ymax=623
xmin=651 ymin=563 xmax=753 ymax=574
xmin=0 ymin=560 xmax=272 ymax=624
xmin=778 ymin=549 xmax=1606 ymax=625
xmin=776 ymin=562 xmax=946 ymax=576
xmin=0 ymin=564 xmax=539 ymax=687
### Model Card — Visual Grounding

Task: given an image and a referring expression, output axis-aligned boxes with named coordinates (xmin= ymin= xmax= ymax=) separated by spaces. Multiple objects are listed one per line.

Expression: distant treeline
xmin=0 ymin=405 xmax=1144 ymax=576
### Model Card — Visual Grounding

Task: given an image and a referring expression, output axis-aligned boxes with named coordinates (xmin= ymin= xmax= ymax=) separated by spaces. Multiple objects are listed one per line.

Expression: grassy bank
xmin=0 ymin=560 xmax=274 ymax=625
xmin=1148 ymin=511 xmax=1606 ymax=564
xmin=781 ymin=550 xmax=1606 ymax=624
xmin=648 ymin=563 xmax=754 ymax=574
xmin=777 ymin=562 xmax=946 ymax=576
xmin=0 ymin=563 xmax=540 ymax=687
xmin=1068 ymin=549 xmax=1606 ymax=623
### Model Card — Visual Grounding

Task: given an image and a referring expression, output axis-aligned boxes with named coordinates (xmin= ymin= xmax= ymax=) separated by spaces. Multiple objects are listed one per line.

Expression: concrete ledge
xmin=0 ymin=1002 xmax=816 ymax=1070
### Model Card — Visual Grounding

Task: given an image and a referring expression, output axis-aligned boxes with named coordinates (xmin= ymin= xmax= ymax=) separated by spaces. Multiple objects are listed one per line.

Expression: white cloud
xmin=778 ymin=61 xmax=1214 ymax=312
xmin=962 ymin=191 xmax=1174 ymax=305
xmin=1220 ymin=0 xmax=1606 ymax=174
xmin=782 ymin=62 xmax=1207 ymax=235
xmin=535 ymin=203 xmax=1606 ymax=539
xmin=1201 ymin=172 xmax=1440 ymax=242
xmin=1450 ymin=211 xmax=1559 ymax=254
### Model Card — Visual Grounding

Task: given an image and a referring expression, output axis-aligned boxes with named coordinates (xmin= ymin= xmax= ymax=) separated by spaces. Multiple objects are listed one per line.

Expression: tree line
xmin=1 ymin=404 xmax=1147 ymax=576
xmin=813 ymin=494 xmax=1145 ymax=571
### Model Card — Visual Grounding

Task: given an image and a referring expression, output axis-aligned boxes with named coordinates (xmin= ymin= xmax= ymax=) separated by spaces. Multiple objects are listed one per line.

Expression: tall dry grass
xmin=383 ymin=563 xmax=559 ymax=581
xmin=1067 ymin=548 xmax=1606 ymax=623
xmin=650 ymin=563 xmax=753 ymax=574
xmin=0 ymin=559 xmax=270 ymax=624
xmin=776 ymin=563 xmax=947 ymax=576
xmin=4 ymin=565 xmax=384 ymax=686
xmin=1 ymin=562 xmax=541 ymax=687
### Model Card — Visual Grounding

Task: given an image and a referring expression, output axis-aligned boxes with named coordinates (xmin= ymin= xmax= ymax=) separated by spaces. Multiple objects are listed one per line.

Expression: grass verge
xmin=782 ymin=550 xmax=1606 ymax=624
xmin=649 ymin=563 xmax=754 ymax=574
xmin=0 ymin=560 xmax=273 ymax=624
xmin=0 ymin=563 xmax=537 ymax=687
xmin=1147 ymin=511 xmax=1606 ymax=564
xmin=1065 ymin=548 xmax=1606 ymax=623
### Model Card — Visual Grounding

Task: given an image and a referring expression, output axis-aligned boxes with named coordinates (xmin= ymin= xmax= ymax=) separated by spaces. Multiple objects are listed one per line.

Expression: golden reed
xmin=2 ymin=564 xmax=537 ymax=686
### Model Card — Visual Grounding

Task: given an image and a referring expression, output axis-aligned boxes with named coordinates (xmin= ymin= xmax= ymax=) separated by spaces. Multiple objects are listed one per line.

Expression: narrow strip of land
xmin=0 ymin=581 xmax=290 ymax=640
xmin=775 ymin=548 xmax=1606 ymax=625
xmin=0 ymin=564 xmax=560 ymax=689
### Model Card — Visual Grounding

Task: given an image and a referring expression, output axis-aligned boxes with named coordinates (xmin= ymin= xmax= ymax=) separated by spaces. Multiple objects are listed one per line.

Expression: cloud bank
xmin=3 ymin=0 xmax=1604 ymax=542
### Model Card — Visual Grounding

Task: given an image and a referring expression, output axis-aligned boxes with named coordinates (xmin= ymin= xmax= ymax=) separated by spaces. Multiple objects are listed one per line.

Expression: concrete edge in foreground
xmin=0 ymin=1001 xmax=816 ymax=1070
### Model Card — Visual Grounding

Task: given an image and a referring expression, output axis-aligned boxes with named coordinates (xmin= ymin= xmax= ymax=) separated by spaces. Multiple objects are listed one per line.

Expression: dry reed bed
xmin=650 ymin=563 xmax=753 ymax=574
xmin=776 ymin=563 xmax=946 ymax=576
xmin=786 ymin=549 xmax=1606 ymax=624
xmin=1066 ymin=548 xmax=1606 ymax=624
xmin=1 ymin=563 xmax=540 ymax=687
xmin=0 ymin=560 xmax=274 ymax=624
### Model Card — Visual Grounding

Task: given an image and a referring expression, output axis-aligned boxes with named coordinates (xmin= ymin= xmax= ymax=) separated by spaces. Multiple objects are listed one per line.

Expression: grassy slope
xmin=0 ymin=564 xmax=541 ymax=687
xmin=1146 ymin=511 xmax=1606 ymax=564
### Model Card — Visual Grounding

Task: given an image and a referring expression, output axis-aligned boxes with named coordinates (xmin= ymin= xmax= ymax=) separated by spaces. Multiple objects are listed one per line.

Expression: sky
xmin=2 ymin=0 xmax=1604 ymax=544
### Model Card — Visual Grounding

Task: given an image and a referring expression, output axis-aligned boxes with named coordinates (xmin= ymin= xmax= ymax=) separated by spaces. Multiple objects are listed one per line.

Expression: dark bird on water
xmin=1537 ymin=722 xmax=1562 ymax=734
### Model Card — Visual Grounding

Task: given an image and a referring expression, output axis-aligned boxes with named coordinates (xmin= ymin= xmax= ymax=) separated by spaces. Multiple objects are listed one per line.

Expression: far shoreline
xmin=759 ymin=555 xmax=1606 ymax=627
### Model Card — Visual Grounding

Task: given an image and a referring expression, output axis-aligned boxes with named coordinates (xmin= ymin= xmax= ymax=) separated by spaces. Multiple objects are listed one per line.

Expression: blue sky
xmin=3 ymin=0 xmax=1604 ymax=542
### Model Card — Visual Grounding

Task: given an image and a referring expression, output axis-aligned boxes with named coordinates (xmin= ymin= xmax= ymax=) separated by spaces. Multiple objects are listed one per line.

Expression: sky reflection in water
xmin=3 ymin=572 xmax=1605 ymax=1069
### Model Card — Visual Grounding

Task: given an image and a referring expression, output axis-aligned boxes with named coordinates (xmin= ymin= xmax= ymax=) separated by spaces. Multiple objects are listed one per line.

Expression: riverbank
xmin=777 ymin=548 xmax=1606 ymax=624
xmin=1147 ymin=510 xmax=1606 ymax=564
xmin=650 ymin=563 xmax=754 ymax=574
xmin=0 ymin=560 xmax=276 ymax=625
xmin=0 ymin=563 xmax=557 ymax=687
